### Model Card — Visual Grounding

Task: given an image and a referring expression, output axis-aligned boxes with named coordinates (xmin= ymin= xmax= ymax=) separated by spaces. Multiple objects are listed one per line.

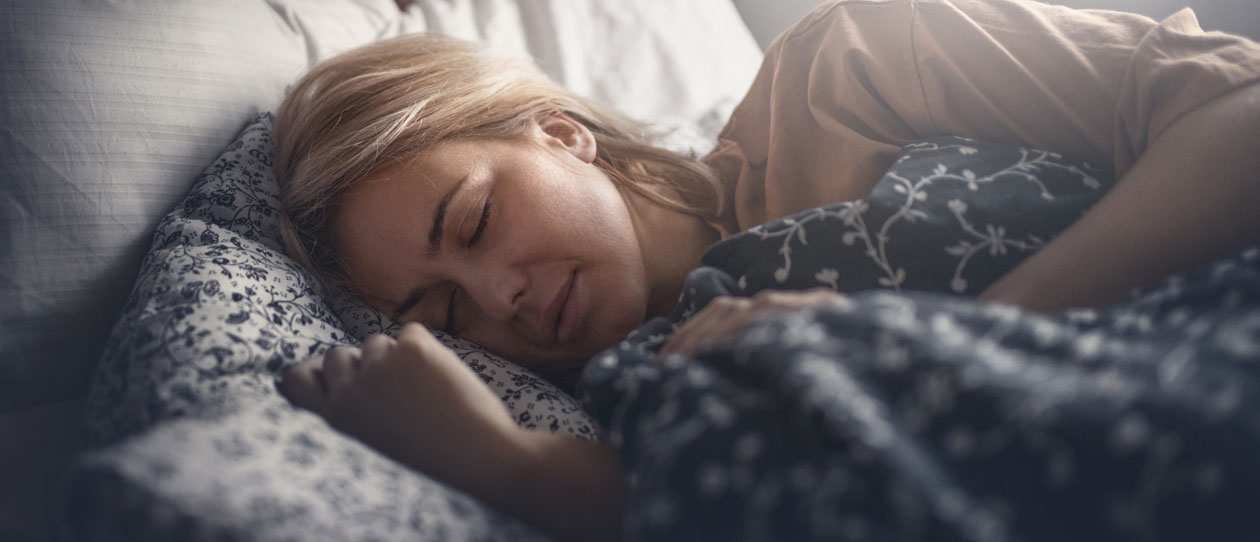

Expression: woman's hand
xmin=659 ymin=288 xmax=850 ymax=361
xmin=279 ymin=322 xmax=522 ymax=500
xmin=280 ymin=322 xmax=628 ymax=542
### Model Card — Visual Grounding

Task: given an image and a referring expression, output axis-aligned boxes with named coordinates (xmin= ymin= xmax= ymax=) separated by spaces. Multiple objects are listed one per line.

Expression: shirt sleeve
xmin=704 ymin=0 xmax=1260 ymax=232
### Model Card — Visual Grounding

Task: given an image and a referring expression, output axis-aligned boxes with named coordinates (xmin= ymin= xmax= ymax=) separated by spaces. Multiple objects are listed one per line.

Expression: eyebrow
xmin=393 ymin=174 xmax=469 ymax=321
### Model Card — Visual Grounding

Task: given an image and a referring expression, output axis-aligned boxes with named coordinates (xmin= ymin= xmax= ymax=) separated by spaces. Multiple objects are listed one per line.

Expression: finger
xmin=751 ymin=289 xmax=824 ymax=310
xmin=396 ymin=322 xmax=471 ymax=376
xmin=321 ymin=346 xmax=361 ymax=389
xmin=660 ymin=297 xmax=749 ymax=360
xmin=811 ymin=288 xmax=852 ymax=306
xmin=675 ymin=297 xmax=744 ymax=338
xmin=360 ymin=333 xmax=395 ymax=366
xmin=757 ymin=288 xmax=849 ymax=309
xmin=660 ymin=304 xmax=721 ymax=359
xmin=669 ymin=311 xmax=749 ymax=359
xmin=661 ymin=314 xmax=717 ymax=359
xmin=397 ymin=322 xmax=443 ymax=358
xmin=279 ymin=354 xmax=328 ymax=411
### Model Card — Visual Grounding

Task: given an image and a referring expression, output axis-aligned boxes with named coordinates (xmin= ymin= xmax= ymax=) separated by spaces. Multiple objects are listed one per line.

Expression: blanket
xmin=579 ymin=139 xmax=1260 ymax=541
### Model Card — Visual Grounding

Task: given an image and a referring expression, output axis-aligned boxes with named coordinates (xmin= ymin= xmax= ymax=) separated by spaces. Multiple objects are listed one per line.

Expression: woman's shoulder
xmin=780 ymin=0 xmax=1160 ymax=44
xmin=770 ymin=0 xmax=915 ymax=51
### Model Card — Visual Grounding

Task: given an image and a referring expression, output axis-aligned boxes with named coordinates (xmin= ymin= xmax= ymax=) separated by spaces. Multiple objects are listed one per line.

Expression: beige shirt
xmin=704 ymin=0 xmax=1260 ymax=232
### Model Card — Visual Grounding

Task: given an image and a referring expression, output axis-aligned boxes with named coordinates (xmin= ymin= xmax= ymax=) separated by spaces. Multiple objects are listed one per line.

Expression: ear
xmin=533 ymin=111 xmax=598 ymax=164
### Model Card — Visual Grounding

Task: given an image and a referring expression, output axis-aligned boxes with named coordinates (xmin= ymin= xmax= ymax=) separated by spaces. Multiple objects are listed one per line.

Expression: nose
xmin=458 ymin=262 xmax=525 ymax=322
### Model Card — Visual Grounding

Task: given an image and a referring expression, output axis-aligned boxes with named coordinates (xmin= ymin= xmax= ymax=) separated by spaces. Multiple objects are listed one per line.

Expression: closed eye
xmin=468 ymin=201 xmax=492 ymax=247
xmin=442 ymin=200 xmax=491 ymax=334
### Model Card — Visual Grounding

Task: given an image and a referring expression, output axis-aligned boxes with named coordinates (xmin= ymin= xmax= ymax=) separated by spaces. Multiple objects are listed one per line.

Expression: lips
xmin=542 ymin=269 xmax=576 ymax=344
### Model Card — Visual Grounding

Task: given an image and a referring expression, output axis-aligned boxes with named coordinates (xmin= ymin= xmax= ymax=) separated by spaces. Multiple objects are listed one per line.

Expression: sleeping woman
xmin=274 ymin=0 xmax=1260 ymax=540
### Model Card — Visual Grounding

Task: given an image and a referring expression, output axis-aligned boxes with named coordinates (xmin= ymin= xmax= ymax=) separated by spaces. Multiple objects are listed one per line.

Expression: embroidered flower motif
xmin=815 ymin=268 xmax=840 ymax=289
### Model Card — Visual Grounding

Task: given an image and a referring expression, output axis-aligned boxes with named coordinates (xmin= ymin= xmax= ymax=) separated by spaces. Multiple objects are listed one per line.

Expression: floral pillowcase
xmin=68 ymin=114 xmax=593 ymax=541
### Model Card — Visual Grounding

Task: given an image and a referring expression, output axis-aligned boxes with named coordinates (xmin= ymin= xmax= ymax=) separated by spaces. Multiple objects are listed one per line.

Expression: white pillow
xmin=0 ymin=4 xmax=410 ymax=534
xmin=400 ymin=0 xmax=762 ymax=123
xmin=0 ymin=0 xmax=410 ymax=418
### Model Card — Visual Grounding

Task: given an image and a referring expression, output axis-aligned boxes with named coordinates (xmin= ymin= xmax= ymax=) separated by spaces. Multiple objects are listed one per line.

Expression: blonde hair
xmin=274 ymin=33 xmax=723 ymax=294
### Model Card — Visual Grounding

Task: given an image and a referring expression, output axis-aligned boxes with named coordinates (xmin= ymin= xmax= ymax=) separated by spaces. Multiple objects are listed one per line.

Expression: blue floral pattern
xmin=68 ymin=114 xmax=596 ymax=541
xmin=704 ymin=137 xmax=1108 ymax=299
xmin=579 ymin=139 xmax=1260 ymax=541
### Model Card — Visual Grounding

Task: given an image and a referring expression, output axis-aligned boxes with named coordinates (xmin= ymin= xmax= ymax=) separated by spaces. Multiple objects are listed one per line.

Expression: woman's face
xmin=334 ymin=114 xmax=660 ymax=372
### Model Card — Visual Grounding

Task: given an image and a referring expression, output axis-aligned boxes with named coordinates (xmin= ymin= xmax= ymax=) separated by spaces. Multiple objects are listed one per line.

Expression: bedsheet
xmin=580 ymin=142 xmax=1260 ymax=541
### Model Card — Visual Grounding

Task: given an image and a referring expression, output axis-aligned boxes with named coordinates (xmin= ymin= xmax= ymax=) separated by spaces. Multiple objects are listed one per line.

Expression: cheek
xmin=584 ymin=251 xmax=651 ymax=345
xmin=521 ymin=177 xmax=642 ymax=268
xmin=567 ymin=188 xmax=640 ymax=255
xmin=545 ymin=165 xmax=633 ymax=229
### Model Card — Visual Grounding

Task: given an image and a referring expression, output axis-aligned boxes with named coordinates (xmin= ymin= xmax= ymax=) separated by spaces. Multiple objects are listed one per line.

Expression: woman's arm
xmin=980 ymin=81 xmax=1260 ymax=311
xmin=280 ymin=323 xmax=625 ymax=542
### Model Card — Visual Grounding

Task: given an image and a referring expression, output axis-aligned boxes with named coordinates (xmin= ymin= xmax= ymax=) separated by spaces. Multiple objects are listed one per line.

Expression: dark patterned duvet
xmin=579 ymin=138 xmax=1260 ymax=541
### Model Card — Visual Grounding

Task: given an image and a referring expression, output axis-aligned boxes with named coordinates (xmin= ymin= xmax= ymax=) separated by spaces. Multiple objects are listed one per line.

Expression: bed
xmin=3 ymin=0 xmax=1258 ymax=540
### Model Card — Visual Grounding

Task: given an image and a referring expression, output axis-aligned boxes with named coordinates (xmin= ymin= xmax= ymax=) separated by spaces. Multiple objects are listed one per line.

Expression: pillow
xmin=0 ymin=2 xmax=422 ymax=535
xmin=0 ymin=0 xmax=416 ymax=417
xmin=69 ymin=114 xmax=594 ymax=540
xmin=702 ymin=136 xmax=1111 ymax=296
xmin=399 ymin=0 xmax=762 ymax=124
